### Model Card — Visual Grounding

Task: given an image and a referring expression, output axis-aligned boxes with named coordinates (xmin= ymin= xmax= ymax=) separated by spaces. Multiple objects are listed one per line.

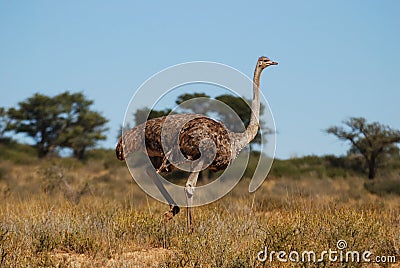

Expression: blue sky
xmin=0 ymin=1 xmax=399 ymax=159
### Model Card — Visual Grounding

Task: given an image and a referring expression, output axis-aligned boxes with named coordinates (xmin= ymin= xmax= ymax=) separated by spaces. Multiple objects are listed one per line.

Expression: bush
xmin=0 ymin=142 xmax=37 ymax=164
xmin=364 ymin=177 xmax=400 ymax=196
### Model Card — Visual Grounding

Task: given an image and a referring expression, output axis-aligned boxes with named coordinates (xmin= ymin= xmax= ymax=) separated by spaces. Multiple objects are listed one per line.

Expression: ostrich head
xmin=257 ymin=56 xmax=278 ymax=69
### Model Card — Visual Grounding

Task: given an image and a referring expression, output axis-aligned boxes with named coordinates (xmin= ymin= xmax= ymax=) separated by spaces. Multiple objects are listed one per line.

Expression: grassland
xmin=0 ymin=142 xmax=399 ymax=267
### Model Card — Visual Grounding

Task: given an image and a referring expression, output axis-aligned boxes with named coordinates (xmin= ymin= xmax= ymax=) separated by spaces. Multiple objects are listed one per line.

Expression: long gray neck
xmin=249 ymin=67 xmax=262 ymax=126
xmin=245 ymin=66 xmax=262 ymax=143
xmin=229 ymin=65 xmax=263 ymax=157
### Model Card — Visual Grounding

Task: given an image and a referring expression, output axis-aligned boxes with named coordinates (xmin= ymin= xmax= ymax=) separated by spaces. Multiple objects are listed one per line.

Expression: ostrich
xmin=116 ymin=56 xmax=277 ymax=227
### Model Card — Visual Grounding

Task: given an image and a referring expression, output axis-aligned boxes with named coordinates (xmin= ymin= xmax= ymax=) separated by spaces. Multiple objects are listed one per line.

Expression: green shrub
xmin=0 ymin=142 xmax=37 ymax=164
xmin=364 ymin=177 xmax=400 ymax=196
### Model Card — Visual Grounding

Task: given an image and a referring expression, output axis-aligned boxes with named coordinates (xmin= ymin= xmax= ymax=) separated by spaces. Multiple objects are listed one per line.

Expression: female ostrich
xmin=116 ymin=56 xmax=277 ymax=227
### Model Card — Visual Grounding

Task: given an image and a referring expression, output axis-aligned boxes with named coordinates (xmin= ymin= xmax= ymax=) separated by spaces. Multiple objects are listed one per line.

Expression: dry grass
xmin=0 ymin=159 xmax=399 ymax=267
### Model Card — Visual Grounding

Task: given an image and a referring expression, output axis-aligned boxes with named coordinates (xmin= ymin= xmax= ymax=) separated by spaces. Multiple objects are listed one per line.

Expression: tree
xmin=0 ymin=107 xmax=9 ymax=140
xmin=175 ymin=93 xmax=212 ymax=114
xmin=134 ymin=107 xmax=172 ymax=126
xmin=176 ymin=92 xmax=268 ymax=148
xmin=58 ymin=110 xmax=108 ymax=159
xmin=55 ymin=92 xmax=108 ymax=159
xmin=7 ymin=91 xmax=108 ymax=159
xmin=326 ymin=117 xmax=400 ymax=179
xmin=7 ymin=93 xmax=64 ymax=157
xmin=215 ymin=94 xmax=267 ymax=147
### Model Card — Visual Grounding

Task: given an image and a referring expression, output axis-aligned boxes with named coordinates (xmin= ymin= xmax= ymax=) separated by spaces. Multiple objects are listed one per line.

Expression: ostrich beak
xmin=270 ymin=61 xmax=278 ymax=65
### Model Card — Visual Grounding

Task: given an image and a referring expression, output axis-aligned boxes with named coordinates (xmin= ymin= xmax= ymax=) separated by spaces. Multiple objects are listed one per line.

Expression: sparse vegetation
xmin=0 ymin=141 xmax=399 ymax=267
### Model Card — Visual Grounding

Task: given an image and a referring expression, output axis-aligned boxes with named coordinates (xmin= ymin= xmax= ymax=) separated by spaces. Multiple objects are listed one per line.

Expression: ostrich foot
xmin=163 ymin=205 xmax=180 ymax=222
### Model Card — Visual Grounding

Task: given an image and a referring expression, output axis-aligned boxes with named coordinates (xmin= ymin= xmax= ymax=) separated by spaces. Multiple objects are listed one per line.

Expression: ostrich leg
xmin=146 ymin=166 xmax=180 ymax=222
xmin=185 ymin=171 xmax=199 ymax=230
xmin=185 ymin=161 xmax=203 ymax=230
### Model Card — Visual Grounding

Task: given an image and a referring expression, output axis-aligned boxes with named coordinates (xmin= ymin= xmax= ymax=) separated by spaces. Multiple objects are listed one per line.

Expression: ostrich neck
xmin=229 ymin=65 xmax=263 ymax=156
xmin=245 ymin=66 xmax=262 ymax=142
xmin=246 ymin=67 xmax=261 ymax=131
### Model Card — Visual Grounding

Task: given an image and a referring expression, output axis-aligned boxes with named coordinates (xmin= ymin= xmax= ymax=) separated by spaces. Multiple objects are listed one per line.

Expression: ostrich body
xmin=116 ymin=56 xmax=277 ymax=227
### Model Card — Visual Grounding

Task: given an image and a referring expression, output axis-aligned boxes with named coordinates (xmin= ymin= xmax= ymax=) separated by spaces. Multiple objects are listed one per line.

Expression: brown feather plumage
xmin=116 ymin=114 xmax=233 ymax=172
